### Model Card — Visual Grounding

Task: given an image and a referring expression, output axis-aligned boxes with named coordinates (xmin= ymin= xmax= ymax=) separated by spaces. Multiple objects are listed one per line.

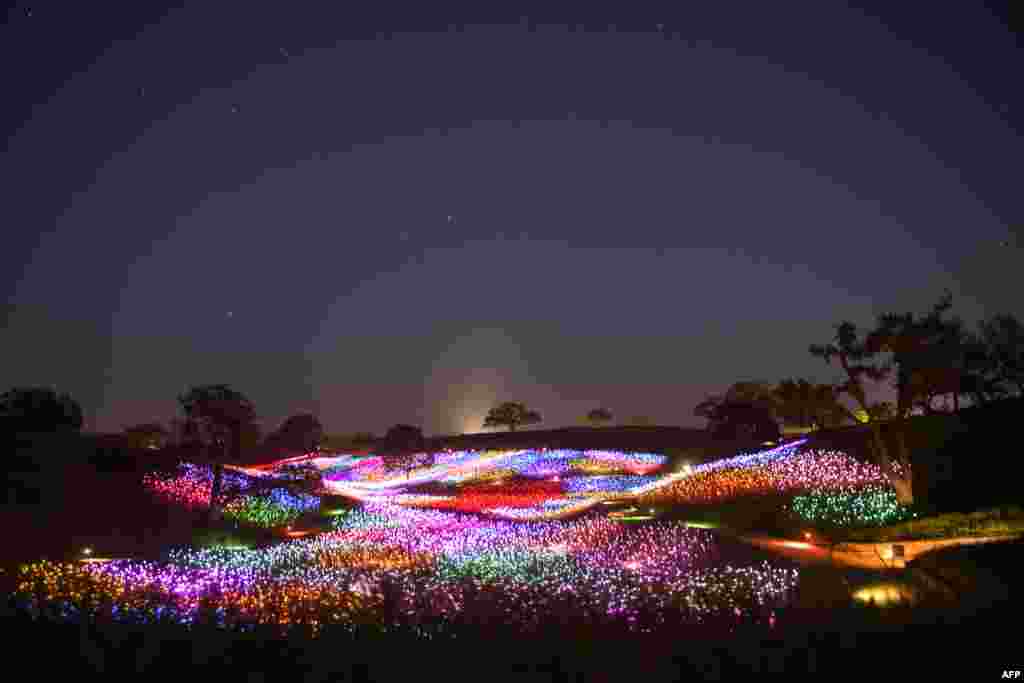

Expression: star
xmin=227 ymin=311 xmax=234 ymax=318
xmin=656 ymin=23 xmax=663 ymax=31
xmin=279 ymin=47 xmax=290 ymax=58
xmin=230 ymin=104 xmax=241 ymax=114
xmin=138 ymin=86 xmax=146 ymax=98
xmin=447 ymin=215 xmax=455 ymax=224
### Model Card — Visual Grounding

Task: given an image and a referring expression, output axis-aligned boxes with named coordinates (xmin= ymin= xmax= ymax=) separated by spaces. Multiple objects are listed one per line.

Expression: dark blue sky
xmin=2 ymin=3 xmax=1020 ymax=435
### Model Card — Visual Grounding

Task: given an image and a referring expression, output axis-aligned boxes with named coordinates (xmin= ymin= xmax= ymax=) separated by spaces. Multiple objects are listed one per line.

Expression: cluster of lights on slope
xmin=15 ymin=502 xmax=798 ymax=636
xmin=219 ymin=443 xmax=820 ymax=523
xmin=408 ymin=479 xmax=563 ymax=514
xmin=314 ymin=448 xmax=665 ymax=493
xmin=143 ymin=463 xmax=261 ymax=508
xmin=411 ymin=444 xmax=814 ymax=519
xmin=36 ymin=440 xmax=928 ymax=638
xmin=21 ymin=437 xmax=930 ymax=639
xmin=146 ymin=441 xmax=902 ymax=530
xmin=222 ymin=488 xmax=321 ymax=528
xmin=790 ymin=486 xmax=916 ymax=527
xmin=637 ymin=446 xmax=894 ymax=506
xmin=144 ymin=463 xmax=323 ymax=529
xmin=311 ymin=449 xmax=672 ymax=519
xmin=561 ymin=475 xmax=660 ymax=495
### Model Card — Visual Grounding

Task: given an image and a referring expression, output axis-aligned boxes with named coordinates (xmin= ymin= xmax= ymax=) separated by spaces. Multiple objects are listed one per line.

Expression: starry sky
xmin=2 ymin=3 xmax=1020 ymax=436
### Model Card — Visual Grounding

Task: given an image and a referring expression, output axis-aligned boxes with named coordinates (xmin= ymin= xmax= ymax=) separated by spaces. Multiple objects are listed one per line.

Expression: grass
xmin=651 ymin=495 xmax=1024 ymax=546
xmin=837 ymin=506 xmax=1024 ymax=542
xmin=658 ymin=494 xmax=808 ymax=538
xmin=190 ymin=521 xmax=279 ymax=550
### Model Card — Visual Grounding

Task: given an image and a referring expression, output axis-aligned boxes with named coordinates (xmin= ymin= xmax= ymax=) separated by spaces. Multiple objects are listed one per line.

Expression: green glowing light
xmin=791 ymin=487 xmax=914 ymax=528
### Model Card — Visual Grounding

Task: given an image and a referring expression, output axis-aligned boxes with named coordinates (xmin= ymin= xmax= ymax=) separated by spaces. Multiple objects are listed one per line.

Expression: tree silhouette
xmin=695 ymin=382 xmax=779 ymax=429
xmin=868 ymin=292 xmax=969 ymax=414
xmin=483 ymin=402 xmax=542 ymax=432
xmin=810 ymin=320 xmax=914 ymax=503
xmin=267 ymin=413 xmax=324 ymax=456
xmin=585 ymin=407 xmax=613 ymax=428
xmin=696 ymin=400 xmax=779 ymax=441
xmin=979 ymin=313 xmax=1024 ymax=397
xmin=177 ymin=384 xmax=259 ymax=523
xmin=0 ymin=386 xmax=84 ymax=433
xmin=956 ymin=330 xmax=1007 ymax=407
xmin=724 ymin=381 xmax=777 ymax=411
xmin=772 ymin=379 xmax=848 ymax=432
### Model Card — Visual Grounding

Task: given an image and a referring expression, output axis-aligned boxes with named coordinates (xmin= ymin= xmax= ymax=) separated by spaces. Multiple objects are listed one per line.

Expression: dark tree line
xmin=1 ymin=386 xmax=83 ymax=434
xmin=694 ymin=293 xmax=1024 ymax=506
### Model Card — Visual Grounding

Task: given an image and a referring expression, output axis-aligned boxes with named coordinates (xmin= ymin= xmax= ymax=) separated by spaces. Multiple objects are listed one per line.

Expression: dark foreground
xmin=2 ymin=598 xmax=1018 ymax=680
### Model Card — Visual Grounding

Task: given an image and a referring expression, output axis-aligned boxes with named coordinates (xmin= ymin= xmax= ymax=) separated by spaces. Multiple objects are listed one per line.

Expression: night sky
xmin=2 ymin=4 xmax=1020 ymax=437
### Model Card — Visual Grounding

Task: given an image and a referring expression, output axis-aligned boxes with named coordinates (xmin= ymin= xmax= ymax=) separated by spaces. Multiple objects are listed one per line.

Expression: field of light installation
xmin=13 ymin=440 xmax=919 ymax=637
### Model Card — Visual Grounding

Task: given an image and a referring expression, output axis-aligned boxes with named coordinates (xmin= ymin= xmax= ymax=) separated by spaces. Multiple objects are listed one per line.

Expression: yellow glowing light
xmin=82 ymin=547 xmax=92 ymax=555
xmin=778 ymin=541 xmax=814 ymax=549
xmin=852 ymin=582 xmax=915 ymax=606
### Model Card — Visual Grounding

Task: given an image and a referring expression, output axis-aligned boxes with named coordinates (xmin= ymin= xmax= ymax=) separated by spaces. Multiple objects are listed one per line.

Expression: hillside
xmin=797 ymin=397 xmax=1024 ymax=511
